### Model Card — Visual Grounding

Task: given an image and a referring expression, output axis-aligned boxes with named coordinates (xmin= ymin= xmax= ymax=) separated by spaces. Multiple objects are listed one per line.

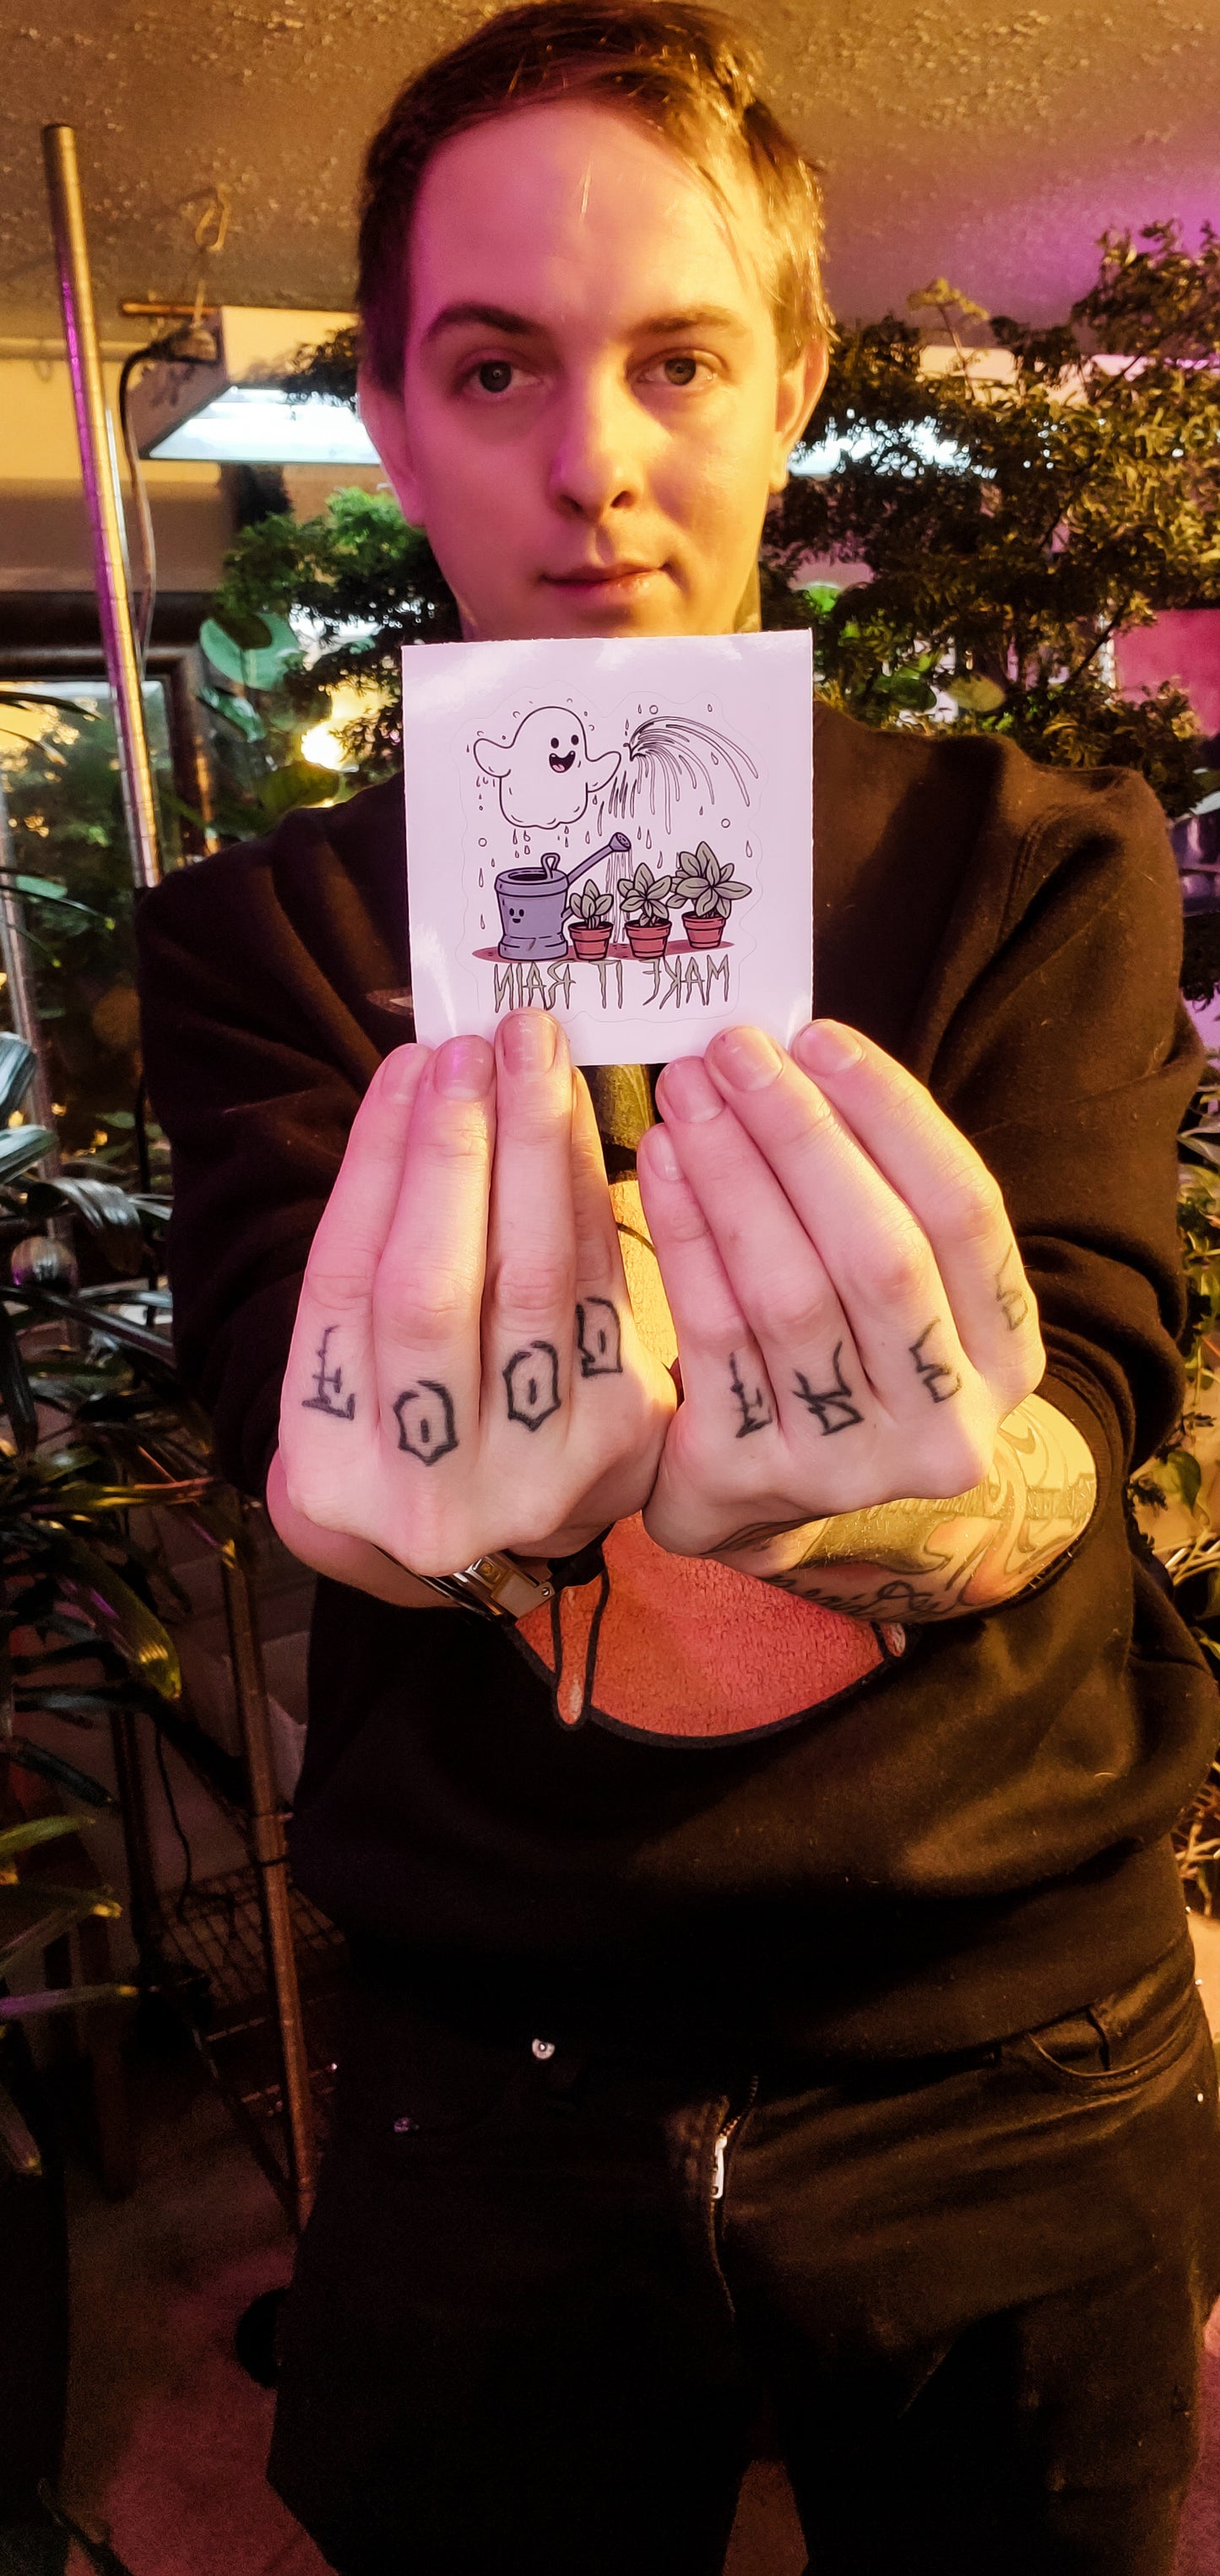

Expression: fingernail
xmin=709 ymin=1026 xmax=783 ymax=1092
xmin=499 ymin=1010 xmax=557 ymax=1073
xmin=793 ymin=1019 xmax=864 ymax=1075
xmin=657 ymin=1056 xmax=723 ymax=1124
xmin=385 ymin=1043 xmax=426 ymax=1101
xmin=643 ymin=1122 xmax=682 ymax=1181
xmin=435 ymin=1035 xmax=493 ymax=1099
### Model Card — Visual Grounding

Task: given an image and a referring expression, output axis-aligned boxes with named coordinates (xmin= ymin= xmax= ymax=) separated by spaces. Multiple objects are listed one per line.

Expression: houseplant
xmin=617 ymin=863 xmax=675 ymax=960
xmin=563 ymin=879 xmax=615 ymax=961
xmin=672 ymin=842 xmax=753 ymax=948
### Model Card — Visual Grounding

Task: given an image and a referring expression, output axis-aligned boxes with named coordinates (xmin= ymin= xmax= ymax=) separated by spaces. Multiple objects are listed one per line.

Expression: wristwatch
xmin=409 ymin=1552 xmax=555 ymax=1622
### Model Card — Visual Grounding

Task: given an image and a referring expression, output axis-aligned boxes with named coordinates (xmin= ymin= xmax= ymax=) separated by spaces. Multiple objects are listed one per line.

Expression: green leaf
xmin=0 ymin=1981 xmax=137 ymax=2021
xmin=0 ymin=2073 xmax=41 ymax=2176
xmin=53 ymin=1534 xmax=182 ymax=1698
xmin=0 ymin=1813 xmax=95 ymax=1862
xmin=1 ymin=1737 xmax=117 ymax=1808
xmin=0 ymin=1127 xmax=56 ymax=1182
xmin=0 ymin=1304 xmax=39 ymax=1454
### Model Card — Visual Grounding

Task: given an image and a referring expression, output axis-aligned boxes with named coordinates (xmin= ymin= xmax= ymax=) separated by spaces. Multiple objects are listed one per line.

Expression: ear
xmin=357 ymin=367 xmax=426 ymax=526
xmin=769 ymin=334 xmax=831 ymax=495
xmin=588 ymin=748 xmax=621 ymax=791
xmin=474 ymin=736 xmax=512 ymax=778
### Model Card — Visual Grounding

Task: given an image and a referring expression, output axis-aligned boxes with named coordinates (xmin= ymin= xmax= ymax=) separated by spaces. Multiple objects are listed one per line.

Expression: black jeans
xmin=269 ymin=1932 xmax=1220 ymax=2575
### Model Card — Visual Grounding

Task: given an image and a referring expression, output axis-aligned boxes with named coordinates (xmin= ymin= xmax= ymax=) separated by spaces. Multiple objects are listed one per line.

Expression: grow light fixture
xmin=127 ymin=307 xmax=378 ymax=465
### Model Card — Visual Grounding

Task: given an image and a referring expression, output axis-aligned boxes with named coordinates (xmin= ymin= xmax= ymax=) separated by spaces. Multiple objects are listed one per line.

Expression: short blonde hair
xmin=357 ymin=0 xmax=836 ymax=393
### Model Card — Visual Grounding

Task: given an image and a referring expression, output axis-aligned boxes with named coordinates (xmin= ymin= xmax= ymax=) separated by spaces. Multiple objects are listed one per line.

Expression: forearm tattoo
xmin=909 ymin=1320 xmax=962 ymax=1405
xmin=301 ymin=1324 xmax=355 ymax=1420
xmin=393 ymin=1380 xmax=458 ymax=1464
xmin=576 ymin=1297 xmax=622 ymax=1378
xmin=792 ymin=1341 xmax=864 ymax=1436
xmin=729 ymin=1350 xmax=773 ymax=1437
xmin=505 ymin=1340 xmax=561 ymax=1431
xmin=761 ymin=1402 xmax=1095 ymax=1622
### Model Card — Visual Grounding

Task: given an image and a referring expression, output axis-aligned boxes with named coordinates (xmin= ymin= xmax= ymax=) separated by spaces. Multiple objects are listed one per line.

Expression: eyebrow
xmin=420 ymin=300 xmax=750 ymax=346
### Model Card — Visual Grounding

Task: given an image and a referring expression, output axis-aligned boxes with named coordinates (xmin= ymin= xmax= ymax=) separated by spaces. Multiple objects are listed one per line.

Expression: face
xmin=359 ymin=98 xmax=827 ymax=641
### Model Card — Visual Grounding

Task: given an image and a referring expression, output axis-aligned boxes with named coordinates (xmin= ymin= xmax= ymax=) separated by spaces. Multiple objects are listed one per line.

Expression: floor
xmin=46 ymin=1929 xmax=1220 ymax=2576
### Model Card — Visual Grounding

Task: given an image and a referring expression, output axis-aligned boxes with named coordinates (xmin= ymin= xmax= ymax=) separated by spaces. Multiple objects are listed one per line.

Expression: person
xmin=135 ymin=6 xmax=1220 ymax=2569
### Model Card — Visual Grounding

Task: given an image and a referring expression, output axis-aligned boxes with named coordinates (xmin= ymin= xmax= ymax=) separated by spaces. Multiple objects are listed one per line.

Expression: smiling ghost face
xmin=474 ymin=705 xmax=621 ymax=829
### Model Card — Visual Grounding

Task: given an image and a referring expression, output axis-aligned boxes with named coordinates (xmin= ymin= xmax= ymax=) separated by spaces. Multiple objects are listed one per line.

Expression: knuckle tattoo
xmin=393 ymin=1380 xmax=459 ymax=1465
xmin=791 ymin=1341 xmax=865 ymax=1436
xmin=575 ymin=1297 xmax=622 ymax=1377
xmin=301 ymin=1324 xmax=355 ymax=1421
xmin=729 ymin=1350 xmax=773 ymax=1438
xmin=909 ymin=1320 xmax=963 ymax=1405
xmin=504 ymin=1340 xmax=562 ymax=1432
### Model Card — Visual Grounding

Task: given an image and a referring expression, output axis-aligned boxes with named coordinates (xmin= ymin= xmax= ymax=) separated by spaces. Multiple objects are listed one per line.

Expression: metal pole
xmin=0 ymin=766 xmax=58 ymax=1147
xmin=41 ymin=125 xmax=161 ymax=892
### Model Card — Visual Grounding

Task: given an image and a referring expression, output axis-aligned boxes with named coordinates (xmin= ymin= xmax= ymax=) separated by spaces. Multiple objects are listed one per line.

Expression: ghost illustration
xmin=474 ymin=706 xmax=621 ymax=829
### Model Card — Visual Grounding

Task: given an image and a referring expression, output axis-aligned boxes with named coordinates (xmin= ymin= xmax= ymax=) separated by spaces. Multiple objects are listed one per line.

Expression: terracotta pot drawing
xmin=682 ymin=911 xmax=727 ymax=949
xmin=569 ymin=924 xmax=612 ymax=960
xmin=626 ymin=920 xmax=671 ymax=960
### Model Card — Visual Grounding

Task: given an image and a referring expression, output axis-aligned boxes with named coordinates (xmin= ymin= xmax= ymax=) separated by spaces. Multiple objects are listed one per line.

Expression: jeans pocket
xmin=1008 ymin=1935 xmax=1204 ymax=2094
xmin=330 ymin=1981 xmax=523 ymax=2160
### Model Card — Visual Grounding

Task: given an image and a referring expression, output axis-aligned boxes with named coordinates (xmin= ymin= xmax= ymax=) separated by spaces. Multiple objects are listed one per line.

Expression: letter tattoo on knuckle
xmin=792 ymin=1341 xmax=865 ymax=1436
xmin=301 ymin=1324 xmax=355 ymax=1421
xmin=393 ymin=1380 xmax=458 ymax=1465
xmin=909 ymin=1320 xmax=962 ymax=1405
xmin=729 ymin=1350 xmax=773 ymax=1438
xmin=504 ymin=1340 xmax=561 ymax=1432
xmin=995 ymin=1242 xmax=1031 ymax=1334
xmin=575 ymin=1297 xmax=622 ymax=1378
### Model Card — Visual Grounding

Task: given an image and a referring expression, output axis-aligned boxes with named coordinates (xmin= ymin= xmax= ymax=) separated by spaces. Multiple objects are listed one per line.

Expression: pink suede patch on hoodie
xmin=514 ymin=1513 xmax=900 ymax=1744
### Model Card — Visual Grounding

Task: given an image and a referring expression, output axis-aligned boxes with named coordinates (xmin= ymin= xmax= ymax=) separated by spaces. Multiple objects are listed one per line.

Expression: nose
xmin=547 ymin=368 xmax=643 ymax=523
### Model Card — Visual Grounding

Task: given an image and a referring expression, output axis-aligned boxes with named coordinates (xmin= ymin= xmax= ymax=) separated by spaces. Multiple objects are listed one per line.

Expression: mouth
xmin=549 ymin=750 xmax=577 ymax=773
xmin=543 ymin=563 xmax=661 ymax=594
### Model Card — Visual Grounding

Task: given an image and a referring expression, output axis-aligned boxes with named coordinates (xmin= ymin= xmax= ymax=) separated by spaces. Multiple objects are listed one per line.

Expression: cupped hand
xmin=276 ymin=1012 xmax=675 ymax=1576
xmin=635 ymin=1019 xmax=1045 ymax=1561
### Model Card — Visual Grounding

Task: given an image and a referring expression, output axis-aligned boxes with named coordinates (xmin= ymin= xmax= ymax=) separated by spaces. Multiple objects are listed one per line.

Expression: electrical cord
xmin=117 ymin=329 xmax=217 ymax=673
xmin=117 ymin=342 xmax=162 ymax=675
xmin=152 ymin=1718 xmax=195 ymax=1921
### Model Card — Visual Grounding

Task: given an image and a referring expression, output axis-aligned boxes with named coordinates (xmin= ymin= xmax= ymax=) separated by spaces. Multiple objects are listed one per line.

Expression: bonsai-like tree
xmin=764 ymin=222 xmax=1220 ymax=822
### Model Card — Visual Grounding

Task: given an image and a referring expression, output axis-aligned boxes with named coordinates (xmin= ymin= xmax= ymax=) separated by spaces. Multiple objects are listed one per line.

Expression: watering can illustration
xmin=494 ymin=833 xmax=632 ymax=960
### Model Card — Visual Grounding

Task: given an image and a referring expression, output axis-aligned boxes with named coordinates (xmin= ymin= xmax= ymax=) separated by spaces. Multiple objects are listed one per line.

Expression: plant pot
xmin=569 ymin=924 xmax=612 ymax=960
xmin=626 ymin=920 xmax=670 ymax=959
xmin=682 ymin=910 xmax=727 ymax=949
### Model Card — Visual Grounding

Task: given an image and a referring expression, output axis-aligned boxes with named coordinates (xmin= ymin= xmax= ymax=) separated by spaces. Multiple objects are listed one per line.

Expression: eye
xmin=571 ymin=735 xmax=578 ymax=746
xmin=550 ymin=736 xmax=559 ymax=748
xmin=472 ymin=358 xmax=515 ymax=395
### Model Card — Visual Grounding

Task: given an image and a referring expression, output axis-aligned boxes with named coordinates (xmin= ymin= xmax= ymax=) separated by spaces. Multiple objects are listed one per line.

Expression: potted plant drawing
xmin=673 ymin=842 xmax=754 ymax=949
xmin=564 ymin=878 xmax=615 ymax=961
xmin=619 ymin=862 xmax=675 ymax=960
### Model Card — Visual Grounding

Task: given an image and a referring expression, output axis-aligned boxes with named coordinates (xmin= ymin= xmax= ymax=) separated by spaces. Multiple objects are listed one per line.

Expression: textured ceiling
xmin=2 ymin=0 xmax=1217 ymax=344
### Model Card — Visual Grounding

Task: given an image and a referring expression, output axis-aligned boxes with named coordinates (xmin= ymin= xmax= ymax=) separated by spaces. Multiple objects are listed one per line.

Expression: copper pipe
xmin=41 ymin=126 xmax=161 ymax=892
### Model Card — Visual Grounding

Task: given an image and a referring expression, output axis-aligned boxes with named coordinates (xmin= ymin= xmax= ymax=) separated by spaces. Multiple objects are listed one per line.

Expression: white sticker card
xmin=400 ymin=629 xmax=813 ymax=1065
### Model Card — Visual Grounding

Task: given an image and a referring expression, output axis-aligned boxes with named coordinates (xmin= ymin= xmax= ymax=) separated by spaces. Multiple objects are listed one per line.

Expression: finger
xmin=280 ymin=1045 xmax=431 ymax=1513
xmin=784 ymin=1021 xmax=1043 ymax=1398
xmin=636 ymin=1117 xmax=779 ymax=1449
xmin=656 ymin=1047 xmax=957 ymax=1437
xmin=371 ymin=1033 xmax=494 ymax=1494
xmin=569 ymin=1068 xmax=636 ymax=1384
xmin=482 ymin=1012 xmax=576 ymax=1447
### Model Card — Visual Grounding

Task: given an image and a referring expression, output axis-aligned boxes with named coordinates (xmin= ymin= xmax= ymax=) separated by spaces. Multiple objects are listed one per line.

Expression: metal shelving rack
xmin=111 ymin=1514 xmax=345 ymax=2231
